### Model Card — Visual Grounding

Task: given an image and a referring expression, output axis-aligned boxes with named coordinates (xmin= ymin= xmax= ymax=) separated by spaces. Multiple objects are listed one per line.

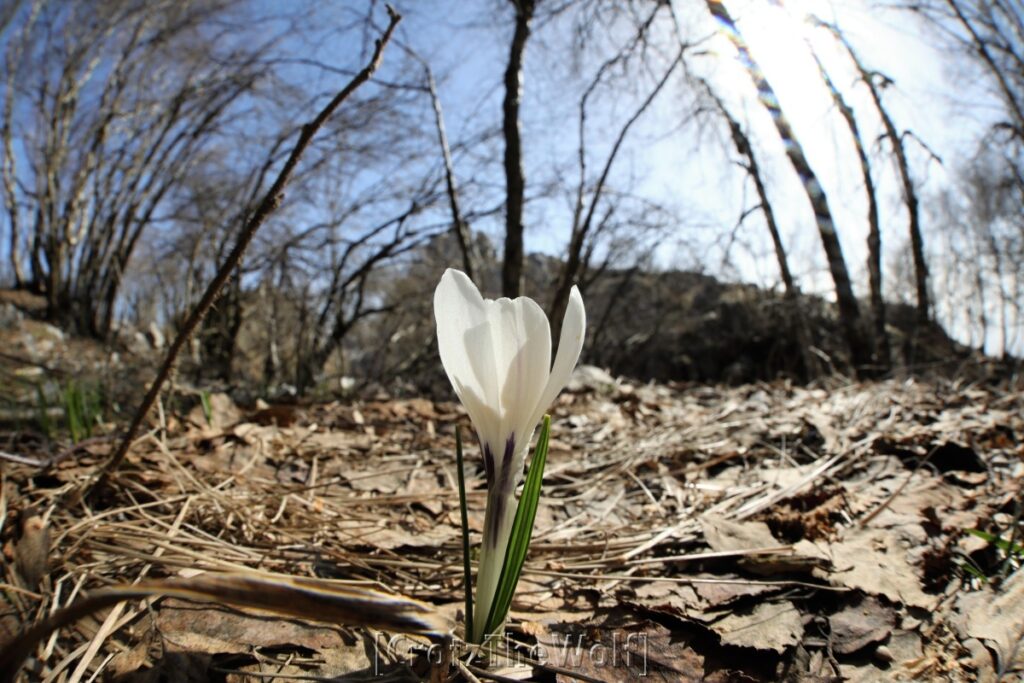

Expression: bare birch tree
xmin=703 ymin=0 xmax=871 ymax=372
xmin=804 ymin=39 xmax=891 ymax=370
xmin=818 ymin=21 xmax=931 ymax=329
xmin=698 ymin=80 xmax=820 ymax=379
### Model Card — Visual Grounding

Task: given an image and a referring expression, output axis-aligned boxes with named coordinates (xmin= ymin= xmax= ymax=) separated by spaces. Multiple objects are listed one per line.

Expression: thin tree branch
xmin=400 ymin=46 xmax=475 ymax=280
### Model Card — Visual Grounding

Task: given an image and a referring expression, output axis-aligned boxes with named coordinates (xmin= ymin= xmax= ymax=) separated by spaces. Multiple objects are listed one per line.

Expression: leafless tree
xmin=293 ymin=198 xmax=443 ymax=393
xmin=549 ymin=1 xmax=684 ymax=340
xmin=818 ymin=21 xmax=931 ymax=330
xmin=932 ymin=0 xmax=1024 ymax=141
xmin=399 ymin=46 xmax=476 ymax=281
xmin=902 ymin=0 xmax=1023 ymax=355
xmin=698 ymin=79 xmax=820 ymax=379
xmin=937 ymin=152 xmax=1023 ymax=357
xmin=702 ymin=0 xmax=871 ymax=373
xmin=804 ymin=36 xmax=891 ymax=371
xmin=1 ymin=0 xmax=294 ymax=337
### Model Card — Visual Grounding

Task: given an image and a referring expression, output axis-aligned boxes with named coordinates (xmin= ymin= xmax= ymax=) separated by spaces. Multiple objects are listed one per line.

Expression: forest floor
xmin=1 ymin=313 xmax=1023 ymax=682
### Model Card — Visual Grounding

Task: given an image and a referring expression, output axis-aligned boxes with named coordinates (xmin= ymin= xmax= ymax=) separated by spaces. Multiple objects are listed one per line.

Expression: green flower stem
xmin=462 ymin=416 xmax=552 ymax=645
xmin=483 ymin=415 xmax=551 ymax=641
xmin=472 ymin=491 xmax=516 ymax=643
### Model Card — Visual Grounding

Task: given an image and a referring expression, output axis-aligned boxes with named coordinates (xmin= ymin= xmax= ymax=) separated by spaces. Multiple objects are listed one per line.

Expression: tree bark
xmin=500 ymin=0 xmax=535 ymax=299
xmin=867 ymin=79 xmax=930 ymax=327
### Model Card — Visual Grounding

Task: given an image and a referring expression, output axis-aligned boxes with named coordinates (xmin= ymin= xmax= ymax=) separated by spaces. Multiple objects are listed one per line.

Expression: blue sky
xmin=379 ymin=0 xmax=1014 ymax=351
xmin=3 ymin=0 xmax=1016 ymax=353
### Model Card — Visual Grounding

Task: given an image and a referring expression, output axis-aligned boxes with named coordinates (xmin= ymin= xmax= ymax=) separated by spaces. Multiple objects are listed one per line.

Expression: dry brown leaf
xmin=829 ymin=596 xmax=895 ymax=655
xmin=820 ymin=526 xmax=938 ymax=609
xmin=701 ymin=515 xmax=782 ymax=552
xmin=535 ymin=617 xmax=704 ymax=682
xmin=708 ymin=600 xmax=802 ymax=653
xmin=304 ymin=429 xmax=374 ymax=454
xmin=955 ymin=569 xmax=1024 ymax=674
xmin=888 ymin=630 xmax=925 ymax=671
xmin=344 ymin=467 xmax=406 ymax=493
xmin=510 ymin=576 xmax=564 ymax=613
xmin=362 ymin=522 xmax=458 ymax=550
xmin=691 ymin=575 xmax=778 ymax=608
xmin=699 ymin=515 xmax=823 ymax=575
xmin=155 ymin=598 xmax=351 ymax=652
xmin=629 ymin=581 xmax=702 ymax=618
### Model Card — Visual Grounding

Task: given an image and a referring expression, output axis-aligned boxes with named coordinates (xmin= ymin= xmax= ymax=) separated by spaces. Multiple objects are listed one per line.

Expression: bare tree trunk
xmin=501 ymin=0 xmax=535 ymax=299
xmin=821 ymin=22 xmax=930 ymax=327
xmin=705 ymin=0 xmax=870 ymax=373
xmin=983 ymin=220 xmax=1010 ymax=357
xmin=701 ymin=80 xmax=819 ymax=380
xmin=806 ymin=44 xmax=891 ymax=372
xmin=201 ymin=268 xmax=242 ymax=382
xmin=973 ymin=248 xmax=989 ymax=352
xmin=1 ymin=2 xmax=33 ymax=288
xmin=261 ymin=270 xmax=281 ymax=387
xmin=868 ymin=81 xmax=930 ymax=327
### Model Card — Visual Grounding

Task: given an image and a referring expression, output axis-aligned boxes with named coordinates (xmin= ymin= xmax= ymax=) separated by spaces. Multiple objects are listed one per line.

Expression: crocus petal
xmin=434 ymin=270 xmax=501 ymax=451
xmin=528 ymin=285 xmax=586 ymax=430
xmin=492 ymin=296 xmax=551 ymax=487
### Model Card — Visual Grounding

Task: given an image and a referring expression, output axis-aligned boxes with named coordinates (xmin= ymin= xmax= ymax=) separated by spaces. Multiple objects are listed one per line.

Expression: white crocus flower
xmin=433 ymin=268 xmax=585 ymax=642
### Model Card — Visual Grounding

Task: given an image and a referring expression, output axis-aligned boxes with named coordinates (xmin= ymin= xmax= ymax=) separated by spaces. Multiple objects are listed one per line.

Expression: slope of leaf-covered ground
xmin=2 ymin=340 xmax=1022 ymax=682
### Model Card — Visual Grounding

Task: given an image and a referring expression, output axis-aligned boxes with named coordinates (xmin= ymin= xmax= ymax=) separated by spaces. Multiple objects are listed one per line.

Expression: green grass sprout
xmin=455 ymin=425 xmax=474 ymax=642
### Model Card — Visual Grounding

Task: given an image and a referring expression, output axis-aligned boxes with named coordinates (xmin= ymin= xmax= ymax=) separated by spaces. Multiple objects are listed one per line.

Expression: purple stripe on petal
xmin=502 ymin=434 xmax=516 ymax=472
xmin=483 ymin=444 xmax=495 ymax=487
xmin=493 ymin=434 xmax=516 ymax=496
xmin=485 ymin=494 xmax=506 ymax=546
xmin=483 ymin=435 xmax=518 ymax=545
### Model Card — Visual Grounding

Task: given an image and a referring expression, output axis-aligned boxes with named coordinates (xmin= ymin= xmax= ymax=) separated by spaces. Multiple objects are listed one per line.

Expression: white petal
xmin=528 ymin=286 xmax=586 ymax=429
xmin=434 ymin=269 xmax=500 ymax=449
xmin=496 ymin=296 xmax=551 ymax=474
